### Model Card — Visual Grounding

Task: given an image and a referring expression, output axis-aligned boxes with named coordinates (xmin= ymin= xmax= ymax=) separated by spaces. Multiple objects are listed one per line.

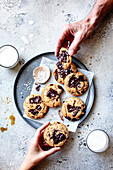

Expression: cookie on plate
xmin=43 ymin=122 xmax=69 ymax=147
xmin=42 ymin=84 xmax=64 ymax=108
xmin=23 ymin=94 xmax=48 ymax=119
xmin=64 ymin=72 xmax=89 ymax=96
xmin=53 ymin=61 xmax=77 ymax=84
xmin=62 ymin=97 xmax=86 ymax=121
xmin=57 ymin=47 xmax=72 ymax=69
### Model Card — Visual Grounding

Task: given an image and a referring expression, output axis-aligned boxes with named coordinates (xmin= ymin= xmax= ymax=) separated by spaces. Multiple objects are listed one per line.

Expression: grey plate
xmin=13 ymin=52 xmax=94 ymax=129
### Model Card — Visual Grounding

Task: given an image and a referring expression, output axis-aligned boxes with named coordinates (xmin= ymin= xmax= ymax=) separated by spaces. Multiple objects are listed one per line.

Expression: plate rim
xmin=13 ymin=51 xmax=94 ymax=129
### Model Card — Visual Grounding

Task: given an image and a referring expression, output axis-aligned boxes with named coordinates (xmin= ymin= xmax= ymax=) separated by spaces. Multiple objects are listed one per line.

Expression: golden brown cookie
xmin=56 ymin=47 xmax=72 ymax=69
xmin=43 ymin=122 xmax=69 ymax=147
xmin=42 ymin=84 xmax=64 ymax=108
xmin=53 ymin=61 xmax=77 ymax=84
xmin=64 ymin=72 xmax=89 ymax=96
xmin=23 ymin=94 xmax=48 ymax=119
xmin=62 ymin=97 xmax=86 ymax=121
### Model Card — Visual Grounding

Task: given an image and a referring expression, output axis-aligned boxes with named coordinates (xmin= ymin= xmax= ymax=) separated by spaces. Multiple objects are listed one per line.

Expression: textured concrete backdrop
xmin=0 ymin=0 xmax=113 ymax=170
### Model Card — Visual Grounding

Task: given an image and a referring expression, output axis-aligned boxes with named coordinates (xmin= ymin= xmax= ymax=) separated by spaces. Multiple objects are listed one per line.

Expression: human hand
xmin=55 ymin=18 xmax=95 ymax=56
xmin=19 ymin=122 xmax=60 ymax=170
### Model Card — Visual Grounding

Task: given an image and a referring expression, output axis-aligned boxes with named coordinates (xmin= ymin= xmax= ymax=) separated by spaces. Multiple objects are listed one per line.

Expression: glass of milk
xmin=0 ymin=45 xmax=19 ymax=68
xmin=86 ymin=129 xmax=109 ymax=153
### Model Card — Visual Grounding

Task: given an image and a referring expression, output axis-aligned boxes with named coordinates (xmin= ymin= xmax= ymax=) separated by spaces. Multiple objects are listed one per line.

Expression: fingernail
xmin=68 ymin=49 xmax=73 ymax=56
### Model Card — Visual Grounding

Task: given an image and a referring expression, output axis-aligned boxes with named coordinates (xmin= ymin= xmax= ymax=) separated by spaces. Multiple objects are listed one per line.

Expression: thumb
xmin=45 ymin=147 xmax=61 ymax=157
xmin=68 ymin=37 xmax=81 ymax=56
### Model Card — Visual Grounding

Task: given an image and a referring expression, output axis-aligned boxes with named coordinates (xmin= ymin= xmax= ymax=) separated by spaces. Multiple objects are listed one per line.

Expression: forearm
xmin=85 ymin=0 xmax=113 ymax=27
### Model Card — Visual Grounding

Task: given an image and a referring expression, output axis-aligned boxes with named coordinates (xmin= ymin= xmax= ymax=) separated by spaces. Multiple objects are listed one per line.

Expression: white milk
xmin=0 ymin=45 xmax=19 ymax=68
xmin=87 ymin=130 xmax=109 ymax=152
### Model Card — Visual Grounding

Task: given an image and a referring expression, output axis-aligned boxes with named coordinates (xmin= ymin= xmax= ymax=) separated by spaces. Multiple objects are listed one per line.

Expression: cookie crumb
xmin=71 ymin=137 xmax=74 ymax=142
xmin=36 ymin=85 xmax=41 ymax=91
xmin=58 ymin=110 xmax=64 ymax=121
xmin=83 ymin=143 xmax=86 ymax=146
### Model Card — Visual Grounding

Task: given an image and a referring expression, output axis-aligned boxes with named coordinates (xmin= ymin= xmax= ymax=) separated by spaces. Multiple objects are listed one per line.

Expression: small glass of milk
xmin=0 ymin=45 xmax=19 ymax=68
xmin=86 ymin=129 xmax=109 ymax=153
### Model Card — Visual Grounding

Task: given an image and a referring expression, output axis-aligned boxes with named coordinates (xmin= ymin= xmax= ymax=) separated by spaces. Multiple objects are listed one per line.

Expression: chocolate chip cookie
xmin=57 ymin=47 xmax=72 ymax=69
xmin=42 ymin=84 xmax=64 ymax=108
xmin=43 ymin=122 xmax=69 ymax=147
xmin=23 ymin=94 xmax=48 ymax=119
xmin=53 ymin=61 xmax=77 ymax=84
xmin=64 ymin=72 xmax=89 ymax=96
xmin=62 ymin=97 xmax=86 ymax=121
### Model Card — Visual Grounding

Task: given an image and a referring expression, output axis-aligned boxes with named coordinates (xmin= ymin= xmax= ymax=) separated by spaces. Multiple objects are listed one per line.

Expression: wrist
xmin=19 ymin=157 xmax=35 ymax=170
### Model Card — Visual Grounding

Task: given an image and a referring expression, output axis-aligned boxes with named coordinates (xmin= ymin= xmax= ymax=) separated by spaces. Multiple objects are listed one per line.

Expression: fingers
xmin=55 ymin=24 xmax=70 ymax=56
xmin=34 ymin=122 xmax=50 ymax=142
xmin=38 ymin=122 xmax=50 ymax=133
xmin=68 ymin=37 xmax=81 ymax=56
xmin=45 ymin=147 xmax=61 ymax=157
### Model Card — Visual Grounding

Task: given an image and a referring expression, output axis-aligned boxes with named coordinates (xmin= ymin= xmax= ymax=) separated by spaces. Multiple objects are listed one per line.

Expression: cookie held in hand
xmin=64 ymin=72 xmax=89 ymax=96
xmin=43 ymin=122 xmax=69 ymax=147
xmin=62 ymin=97 xmax=86 ymax=121
xmin=53 ymin=61 xmax=77 ymax=84
xmin=23 ymin=94 xmax=48 ymax=119
xmin=42 ymin=84 xmax=64 ymax=108
xmin=57 ymin=47 xmax=72 ymax=69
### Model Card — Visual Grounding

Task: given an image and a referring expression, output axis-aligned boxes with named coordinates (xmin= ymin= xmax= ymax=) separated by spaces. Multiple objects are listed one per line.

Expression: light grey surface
xmin=0 ymin=0 xmax=113 ymax=170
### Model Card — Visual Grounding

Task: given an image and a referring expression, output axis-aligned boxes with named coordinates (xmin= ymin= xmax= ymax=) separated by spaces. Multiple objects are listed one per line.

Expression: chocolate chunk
xmin=51 ymin=129 xmax=66 ymax=144
xmin=56 ymin=97 xmax=59 ymax=101
xmin=58 ymin=85 xmax=64 ymax=91
xmin=29 ymin=96 xmax=41 ymax=104
xmin=36 ymin=85 xmax=41 ymax=91
xmin=77 ymin=91 xmax=80 ymax=94
xmin=29 ymin=98 xmax=34 ymax=104
xmin=79 ymin=75 xmax=84 ymax=81
xmin=56 ymin=62 xmax=63 ymax=69
xmin=47 ymin=88 xmax=58 ymax=98
xmin=50 ymin=129 xmax=58 ymax=139
xmin=57 ymin=50 xmax=69 ymax=63
xmin=36 ymin=105 xmax=42 ymax=111
xmin=78 ymin=114 xmax=84 ymax=119
xmin=67 ymin=116 xmax=71 ymax=120
xmin=54 ymin=133 xmax=66 ymax=144
xmin=82 ymin=108 xmax=86 ymax=113
xmin=67 ymin=104 xmax=81 ymax=116
xmin=29 ymin=109 xmax=39 ymax=115
xmin=50 ymin=84 xmax=53 ymax=86
xmin=60 ymin=69 xmax=66 ymax=78
xmin=68 ymin=75 xmax=84 ymax=88
xmin=67 ymin=104 xmax=76 ymax=112
xmin=73 ymin=107 xmax=81 ymax=117
xmin=72 ymin=118 xmax=77 ymax=121
xmin=55 ymin=69 xmax=58 ymax=80
xmin=34 ymin=96 xmax=41 ymax=104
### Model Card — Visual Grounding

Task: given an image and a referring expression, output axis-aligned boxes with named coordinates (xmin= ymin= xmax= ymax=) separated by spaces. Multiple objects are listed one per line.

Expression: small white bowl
xmin=33 ymin=66 xmax=50 ymax=84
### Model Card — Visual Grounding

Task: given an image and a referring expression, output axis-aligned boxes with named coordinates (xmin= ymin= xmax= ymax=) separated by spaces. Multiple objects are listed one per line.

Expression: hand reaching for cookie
xmin=55 ymin=20 xmax=94 ymax=56
xmin=55 ymin=0 xmax=113 ymax=56
xmin=19 ymin=122 xmax=60 ymax=170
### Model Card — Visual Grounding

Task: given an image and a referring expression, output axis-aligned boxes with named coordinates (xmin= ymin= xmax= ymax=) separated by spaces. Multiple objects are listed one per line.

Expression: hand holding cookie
xmin=19 ymin=122 xmax=60 ymax=170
